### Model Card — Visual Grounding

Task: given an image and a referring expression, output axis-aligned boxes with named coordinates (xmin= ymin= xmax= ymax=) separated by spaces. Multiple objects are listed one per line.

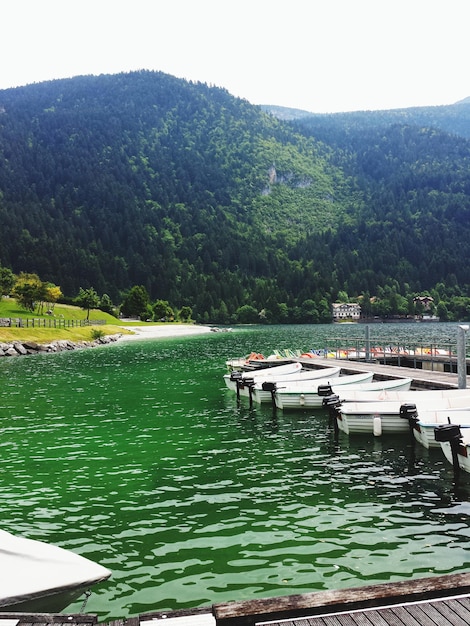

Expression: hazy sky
xmin=2 ymin=0 xmax=469 ymax=113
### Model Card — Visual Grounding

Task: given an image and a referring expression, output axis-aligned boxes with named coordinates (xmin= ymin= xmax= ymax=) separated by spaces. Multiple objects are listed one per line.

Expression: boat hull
xmin=412 ymin=410 xmax=470 ymax=448
xmin=440 ymin=440 xmax=470 ymax=473
xmin=338 ymin=393 xmax=470 ymax=436
xmin=223 ymin=361 xmax=303 ymax=393
xmin=0 ymin=529 xmax=111 ymax=612
xmin=251 ymin=366 xmax=341 ymax=403
xmin=274 ymin=372 xmax=375 ymax=409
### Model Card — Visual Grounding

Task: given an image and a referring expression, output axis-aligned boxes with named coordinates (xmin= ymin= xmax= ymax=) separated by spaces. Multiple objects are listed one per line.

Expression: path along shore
xmin=118 ymin=323 xmax=213 ymax=340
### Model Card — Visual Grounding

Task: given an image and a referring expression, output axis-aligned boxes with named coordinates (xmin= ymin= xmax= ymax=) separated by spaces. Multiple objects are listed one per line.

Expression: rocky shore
xmin=0 ymin=334 xmax=122 ymax=357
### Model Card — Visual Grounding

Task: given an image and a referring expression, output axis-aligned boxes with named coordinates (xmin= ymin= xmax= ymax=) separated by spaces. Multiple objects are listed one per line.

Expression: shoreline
xmin=0 ymin=325 xmax=214 ymax=357
xmin=118 ymin=323 xmax=214 ymax=341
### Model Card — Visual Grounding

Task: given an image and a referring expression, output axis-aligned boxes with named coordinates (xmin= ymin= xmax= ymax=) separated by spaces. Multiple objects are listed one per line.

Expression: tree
xmin=179 ymin=305 xmax=192 ymax=322
xmin=235 ymin=304 xmax=258 ymax=323
xmin=43 ymin=283 xmax=62 ymax=313
xmin=0 ymin=266 xmax=15 ymax=298
xmin=99 ymin=293 xmax=115 ymax=316
xmin=152 ymin=299 xmax=174 ymax=321
xmin=436 ymin=301 xmax=449 ymax=321
xmin=13 ymin=273 xmax=46 ymax=311
xmin=121 ymin=285 xmax=150 ymax=319
xmin=74 ymin=287 xmax=100 ymax=320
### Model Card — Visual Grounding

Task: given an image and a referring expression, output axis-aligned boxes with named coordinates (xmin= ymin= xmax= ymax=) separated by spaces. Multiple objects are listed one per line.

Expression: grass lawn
xmin=0 ymin=298 xmax=133 ymax=343
xmin=0 ymin=298 xmax=187 ymax=344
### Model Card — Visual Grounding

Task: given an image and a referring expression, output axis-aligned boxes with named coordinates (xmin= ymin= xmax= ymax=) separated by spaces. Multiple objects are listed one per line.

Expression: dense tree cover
xmin=0 ymin=71 xmax=470 ymax=323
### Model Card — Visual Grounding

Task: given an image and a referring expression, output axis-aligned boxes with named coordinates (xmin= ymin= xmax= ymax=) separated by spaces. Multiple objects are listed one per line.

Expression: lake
xmin=1 ymin=323 xmax=469 ymax=621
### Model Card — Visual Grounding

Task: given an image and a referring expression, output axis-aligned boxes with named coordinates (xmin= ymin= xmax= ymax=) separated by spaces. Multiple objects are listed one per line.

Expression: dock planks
xmin=211 ymin=573 xmax=470 ymax=626
xmin=258 ymin=595 xmax=470 ymax=626
xmin=297 ymin=356 xmax=462 ymax=390
xmin=3 ymin=574 xmax=470 ymax=626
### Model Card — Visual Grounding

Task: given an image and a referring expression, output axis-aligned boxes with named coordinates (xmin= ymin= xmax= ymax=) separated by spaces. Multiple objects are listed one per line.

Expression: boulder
xmin=13 ymin=342 xmax=28 ymax=355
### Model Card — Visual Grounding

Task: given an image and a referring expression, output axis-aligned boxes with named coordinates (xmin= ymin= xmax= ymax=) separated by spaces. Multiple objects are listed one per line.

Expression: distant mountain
xmin=266 ymin=100 xmax=470 ymax=139
xmin=259 ymin=105 xmax=315 ymax=120
xmin=1 ymin=71 xmax=470 ymax=323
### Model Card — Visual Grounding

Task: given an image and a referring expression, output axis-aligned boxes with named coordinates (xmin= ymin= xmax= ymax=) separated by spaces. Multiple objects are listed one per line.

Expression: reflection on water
xmin=0 ymin=324 xmax=469 ymax=620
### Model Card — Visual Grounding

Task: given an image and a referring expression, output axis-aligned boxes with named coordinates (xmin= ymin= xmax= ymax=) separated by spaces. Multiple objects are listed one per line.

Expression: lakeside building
xmin=332 ymin=302 xmax=361 ymax=322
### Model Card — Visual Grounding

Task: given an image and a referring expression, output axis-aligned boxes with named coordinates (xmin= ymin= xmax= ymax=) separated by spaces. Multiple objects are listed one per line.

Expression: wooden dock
xmin=210 ymin=573 xmax=470 ymax=626
xmin=2 ymin=574 xmax=470 ymax=626
xmin=297 ymin=356 xmax=463 ymax=390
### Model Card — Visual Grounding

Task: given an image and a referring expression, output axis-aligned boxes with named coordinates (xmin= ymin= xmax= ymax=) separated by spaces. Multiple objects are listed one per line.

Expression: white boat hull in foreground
xmin=336 ymin=391 xmax=470 ymax=436
xmin=0 ymin=529 xmax=111 ymax=612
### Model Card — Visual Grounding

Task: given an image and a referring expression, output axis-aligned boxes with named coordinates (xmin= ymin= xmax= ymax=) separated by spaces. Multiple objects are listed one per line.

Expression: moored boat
xmin=224 ymin=362 xmax=302 ymax=391
xmin=435 ymin=423 xmax=470 ymax=474
xmin=404 ymin=406 xmax=470 ymax=449
xmin=0 ymin=528 xmax=111 ymax=612
xmin=251 ymin=366 xmax=341 ymax=403
xmin=274 ymin=371 xmax=374 ymax=410
xmin=223 ymin=361 xmax=303 ymax=394
xmin=323 ymin=379 xmax=419 ymax=404
xmin=336 ymin=391 xmax=470 ymax=436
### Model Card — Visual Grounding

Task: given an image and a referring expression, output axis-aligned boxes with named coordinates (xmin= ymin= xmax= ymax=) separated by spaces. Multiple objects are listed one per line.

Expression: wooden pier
xmin=4 ymin=573 xmax=470 ymax=626
xmin=297 ymin=356 xmax=463 ymax=390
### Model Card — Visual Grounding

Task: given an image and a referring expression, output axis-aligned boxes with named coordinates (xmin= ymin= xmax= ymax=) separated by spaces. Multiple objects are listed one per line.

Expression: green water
xmin=1 ymin=324 xmax=469 ymax=620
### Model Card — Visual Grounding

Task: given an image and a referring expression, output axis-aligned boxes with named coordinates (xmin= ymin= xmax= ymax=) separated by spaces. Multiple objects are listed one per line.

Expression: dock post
xmin=365 ymin=325 xmax=371 ymax=361
xmin=457 ymin=325 xmax=468 ymax=389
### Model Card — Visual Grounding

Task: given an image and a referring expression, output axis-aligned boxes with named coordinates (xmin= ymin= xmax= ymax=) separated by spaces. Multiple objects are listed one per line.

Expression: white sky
xmin=2 ymin=0 xmax=469 ymax=113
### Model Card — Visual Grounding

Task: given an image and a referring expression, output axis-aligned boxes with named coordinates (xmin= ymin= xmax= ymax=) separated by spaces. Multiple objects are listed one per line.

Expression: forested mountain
xmin=263 ymin=99 xmax=470 ymax=139
xmin=1 ymin=70 xmax=470 ymax=323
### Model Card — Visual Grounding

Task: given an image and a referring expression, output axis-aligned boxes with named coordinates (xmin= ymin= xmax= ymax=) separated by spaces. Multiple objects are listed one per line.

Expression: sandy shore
xmin=118 ymin=323 xmax=214 ymax=341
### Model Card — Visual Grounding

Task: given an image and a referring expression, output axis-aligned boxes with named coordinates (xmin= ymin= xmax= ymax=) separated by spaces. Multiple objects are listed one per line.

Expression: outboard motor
xmin=317 ymin=384 xmax=333 ymax=397
xmin=322 ymin=394 xmax=342 ymax=436
xmin=435 ymin=423 xmax=463 ymax=479
xmin=243 ymin=377 xmax=256 ymax=407
xmin=399 ymin=403 xmax=418 ymax=442
xmin=322 ymin=394 xmax=341 ymax=417
xmin=261 ymin=381 xmax=277 ymax=408
xmin=230 ymin=371 xmax=243 ymax=400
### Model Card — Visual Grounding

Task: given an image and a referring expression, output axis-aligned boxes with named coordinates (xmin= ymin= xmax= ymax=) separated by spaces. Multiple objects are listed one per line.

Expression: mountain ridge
xmin=0 ymin=70 xmax=470 ymax=323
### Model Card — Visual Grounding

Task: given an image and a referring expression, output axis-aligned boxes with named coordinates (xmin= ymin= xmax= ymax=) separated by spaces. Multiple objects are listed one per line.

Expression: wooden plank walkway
xmin=211 ymin=574 xmax=470 ymax=626
xmin=297 ymin=356 xmax=463 ymax=390
xmin=3 ymin=574 xmax=470 ymax=626
xmin=259 ymin=595 xmax=470 ymax=626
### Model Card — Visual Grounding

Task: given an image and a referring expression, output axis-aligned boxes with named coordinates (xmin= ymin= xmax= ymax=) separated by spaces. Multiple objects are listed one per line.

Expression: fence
xmin=0 ymin=317 xmax=106 ymax=328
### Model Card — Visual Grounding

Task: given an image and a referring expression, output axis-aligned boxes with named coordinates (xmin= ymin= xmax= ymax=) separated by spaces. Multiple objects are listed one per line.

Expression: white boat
xmin=0 ymin=528 xmax=111 ymax=612
xmin=336 ymin=391 xmax=470 ymax=436
xmin=405 ymin=407 xmax=470 ymax=449
xmin=223 ymin=361 xmax=303 ymax=394
xmin=274 ymin=371 xmax=374 ymax=410
xmin=251 ymin=366 xmax=341 ymax=403
xmin=435 ymin=423 xmax=470 ymax=474
xmin=323 ymin=379 xmax=415 ymax=404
